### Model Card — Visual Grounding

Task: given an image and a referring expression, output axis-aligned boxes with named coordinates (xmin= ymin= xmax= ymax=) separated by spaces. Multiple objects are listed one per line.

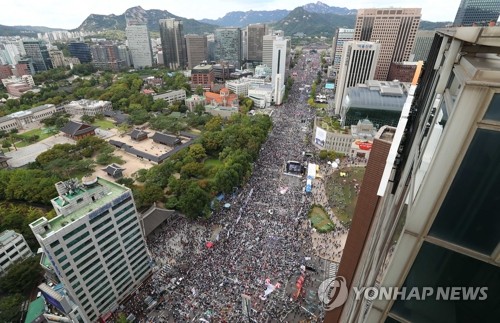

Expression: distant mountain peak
xmin=75 ymin=7 xmax=215 ymax=34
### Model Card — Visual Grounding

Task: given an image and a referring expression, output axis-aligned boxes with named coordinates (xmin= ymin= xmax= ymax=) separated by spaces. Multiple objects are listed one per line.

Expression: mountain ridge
xmin=0 ymin=3 xmax=451 ymax=37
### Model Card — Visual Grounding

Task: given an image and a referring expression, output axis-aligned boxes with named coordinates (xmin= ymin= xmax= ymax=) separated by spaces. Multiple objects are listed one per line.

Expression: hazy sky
xmin=2 ymin=0 xmax=462 ymax=29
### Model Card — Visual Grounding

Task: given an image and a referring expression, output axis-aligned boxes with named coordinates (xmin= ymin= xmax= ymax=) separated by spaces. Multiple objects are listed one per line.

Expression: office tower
xmin=332 ymin=28 xmax=355 ymax=77
xmin=206 ymin=34 xmax=216 ymax=62
xmin=0 ymin=41 xmax=21 ymax=65
xmin=354 ymin=8 xmax=421 ymax=80
xmin=22 ymin=39 xmax=52 ymax=73
xmin=271 ymin=37 xmax=289 ymax=105
xmin=185 ymin=34 xmax=208 ymax=69
xmin=0 ymin=64 xmax=13 ymax=79
xmin=117 ymin=45 xmax=132 ymax=67
xmin=15 ymin=58 xmax=35 ymax=76
xmin=410 ymin=30 xmax=436 ymax=62
xmin=326 ymin=27 xmax=500 ymax=323
xmin=214 ymin=28 xmax=242 ymax=69
xmin=262 ymin=30 xmax=284 ymax=70
xmin=159 ymin=18 xmax=187 ymax=70
xmin=334 ymin=41 xmax=380 ymax=115
xmin=90 ymin=43 xmax=125 ymax=71
xmin=387 ymin=61 xmax=418 ymax=82
xmin=453 ymin=0 xmax=500 ymax=26
xmin=0 ymin=230 xmax=33 ymax=275
xmin=68 ymin=42 xmax=92 ymax=64
xmin=246 ymin=24 xmax=267 ymax=63
xmin=191 ymin=64 xmax=214 ymax=91
xmin=126 ymin=24 xmax=153 ymax=68
xmin=49 ymin=50 xmax=65 ymax=68
xmin=30 ymin=177 xmax=152 ymax=322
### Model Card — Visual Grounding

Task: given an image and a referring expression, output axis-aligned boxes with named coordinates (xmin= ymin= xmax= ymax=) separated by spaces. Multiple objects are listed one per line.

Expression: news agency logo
xmin=318 ymin=276 xmax=349 ymax=311
xmin=319 ymin=276 xmax=488 ymax=311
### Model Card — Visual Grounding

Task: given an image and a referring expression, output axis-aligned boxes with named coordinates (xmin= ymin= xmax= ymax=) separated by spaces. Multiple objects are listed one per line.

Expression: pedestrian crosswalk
xmin=328 ymin=262 xmax=339 ymax=278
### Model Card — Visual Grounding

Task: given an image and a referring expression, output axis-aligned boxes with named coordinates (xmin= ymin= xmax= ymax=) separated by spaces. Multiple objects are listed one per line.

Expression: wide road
xmin=142 ymin=51 xmax=328 ymax=323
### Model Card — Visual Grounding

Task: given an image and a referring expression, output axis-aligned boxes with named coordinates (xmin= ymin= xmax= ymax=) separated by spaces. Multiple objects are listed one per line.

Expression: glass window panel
xmin=483 ymin=93 xmax=500 ymax=121
xmin=429 ymin=129 xmax=500 ymax=254
xmin=390 ymin=242 xmax=500 ymax=323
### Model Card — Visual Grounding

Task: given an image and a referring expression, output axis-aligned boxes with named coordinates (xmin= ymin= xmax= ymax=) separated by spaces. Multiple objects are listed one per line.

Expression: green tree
xmin=129 ymin=108 xmax=150 ymax=125
xmin=0 ymin=294 xmax=23 ymax=322
xmin=2 ymin=140 xmax=12 ymax=151
xmin=81 ymin=114 xmax=95 ymax=124
xmin=195 ymin=85 xmax=204 ymax=96
xmin=116 ymin=313 xmax=128 ymax=323
xmin=116 ymin=177 xmax=134 ymax=187
xmin=0 ymin=256 xmax=43 ymax=294
xmin=133 ymin=184 xmax=164 ymax=209
xmin=187 ymin=143 xmax=207 ymax=162
xmin=178 ymin=183 xmax=211 ymax=218
xmin=180 ymin=162 xmax=204 ymax=178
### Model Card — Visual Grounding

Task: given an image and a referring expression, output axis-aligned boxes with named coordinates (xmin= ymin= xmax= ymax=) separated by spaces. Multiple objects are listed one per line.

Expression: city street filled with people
xmin=119 ymin=51 xmax=351 ymax=322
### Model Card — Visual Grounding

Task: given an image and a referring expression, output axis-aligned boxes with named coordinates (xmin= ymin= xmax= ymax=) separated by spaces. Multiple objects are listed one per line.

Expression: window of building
xmin=388 ymin=242 xmax=499 ymax=322
xmin=429 ymin=128 xmax=500 ymax=255
xmin=483 ymin=93 xmax=500 ymax=121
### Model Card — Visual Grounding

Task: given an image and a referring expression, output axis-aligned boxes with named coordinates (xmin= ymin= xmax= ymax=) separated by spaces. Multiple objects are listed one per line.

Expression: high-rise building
xmin=49 ymin=50 xmax=65 ymax=68
xmin=262 ymin=30 xmax=285 ymax=70
xmin=0 ymin=64 xmax=13 ymax=79
xmin=126 ymin=24 xmax=153 ymax=68
xmin=185 ymin=34 xmax=208 ymax=69
xmin=206 ymin=33 xmax=215 ymax=62
xmin=90 ymin=43 xmax=125 ymax=71
xmin=159 ymin=18 xmax=187 ymax=70
xmin=22 ymin=39 xmax=52 ymax=73
xmin=0 ymin=230 xmax=33 ymax=275
xmin=117 ymin=45 xmax=132 ymax=67
xmin=0 ymin=41 xmax=21 ymax=65
xmin=334 ymin=41 xmax=380 ymax=115
xmin=354 ymin=8 xmax=421 ymax=80
xmin=453 ymin=0 xmax=500 ymax=26
xmin=325 ymin=26 xmax=500 ymax=323
xmin=271 ymin=37 xmax=289 ymax=105
xmin=410 ymin=30 xmax=436 ymax=62
xmin=214 ymin=28 xmax=242 ymax=69
xmin=191 ymin=64 xmax=214 ymax=91
xmin=15 ymin=58 xmax=35 ymax=76
xmin=332 ymin=28 xmax=355 ymax=77
xmin=30 ymin=176 xmax=152 ymax=322
xmin=68 ymin=42 xmax=92 ymax=64
xmin=246 ymin=24 xmax=267 ymax=63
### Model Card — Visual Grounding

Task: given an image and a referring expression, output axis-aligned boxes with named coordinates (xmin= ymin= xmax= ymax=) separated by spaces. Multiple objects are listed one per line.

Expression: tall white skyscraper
xmin=331 ymin=28 xmax=354 ymax=77
xmin=30 ymin=177 xmax=152 ymax=322
xmin=271 ymin=37 xmax=289 ymax=105
xmin=335 ymin=41 xmax=380 ymax=115
xmin=126 ymin=24 xmax=153 ymax=68
xmin=262 ymin=30 xmax=284 ymax=70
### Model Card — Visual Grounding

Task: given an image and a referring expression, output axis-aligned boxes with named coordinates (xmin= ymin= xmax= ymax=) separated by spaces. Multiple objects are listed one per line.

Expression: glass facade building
xmin=68 ymin=42 xmax=92 ymax=64
xmin=214 ymin=28 xmax=242 ymax=69
xmin=453 ymin=0 xmax=500 ymax=26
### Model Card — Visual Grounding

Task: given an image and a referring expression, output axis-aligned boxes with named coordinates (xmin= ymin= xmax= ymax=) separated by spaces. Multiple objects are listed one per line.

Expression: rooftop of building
xmin=0 ymin=230 xmax=21 ymax=247
xmin=35 ymin=177 xmax=127 ymax=238
xmin=345 ymin=81 xmax=408 ymax=111
xmin=192 ymin=64 xmax=213 ymax=71
xmin=0 ymin=104 xmax=55 ymax=123
xmin=24 ymin=297 xmax=45 ymax=323
xmin=376 ymin=125 xmax=397 ymax=142
xmin=65 ymin=99 xmax=111 ymax=108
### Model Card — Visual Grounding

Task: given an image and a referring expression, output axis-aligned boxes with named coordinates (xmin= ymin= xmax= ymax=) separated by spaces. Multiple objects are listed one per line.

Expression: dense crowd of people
xmin=117 ymin=52 xmax=344 ymax=322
